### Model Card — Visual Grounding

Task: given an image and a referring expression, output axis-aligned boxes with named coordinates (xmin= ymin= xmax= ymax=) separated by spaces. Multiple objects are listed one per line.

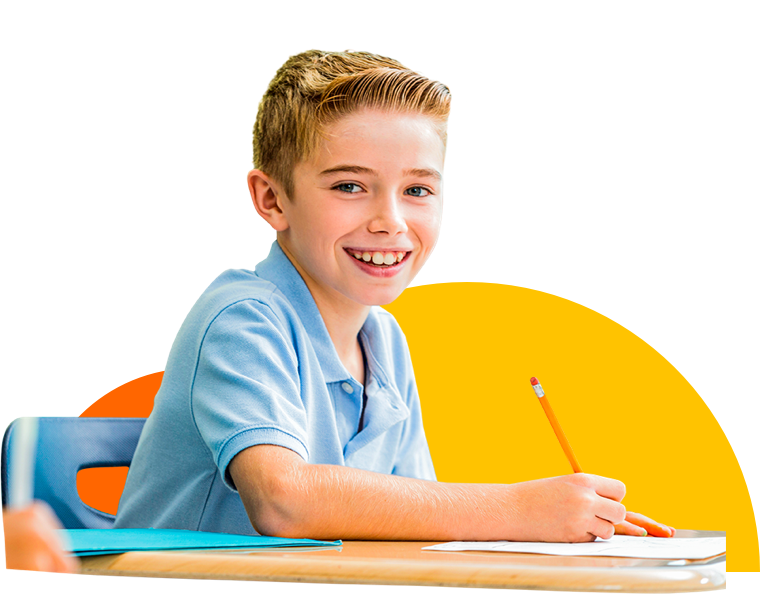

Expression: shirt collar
xmin=254 ymin=240 xmax=351 ymax=384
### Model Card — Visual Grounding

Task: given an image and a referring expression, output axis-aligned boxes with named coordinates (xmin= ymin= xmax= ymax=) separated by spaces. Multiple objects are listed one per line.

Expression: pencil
xmin=9 ymin=416 xmax=39 ymax=508
xmin=530 ymin=377 xmax=583 ymax=474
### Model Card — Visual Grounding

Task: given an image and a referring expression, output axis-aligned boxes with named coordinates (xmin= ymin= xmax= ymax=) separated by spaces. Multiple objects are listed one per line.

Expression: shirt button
xmin=341 ymin=382 xmax=354 ymax=394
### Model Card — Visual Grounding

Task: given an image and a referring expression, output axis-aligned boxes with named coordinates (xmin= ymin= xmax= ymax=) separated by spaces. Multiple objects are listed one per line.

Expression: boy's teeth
xmin=351 ymin=249 xmax=408 ymax=266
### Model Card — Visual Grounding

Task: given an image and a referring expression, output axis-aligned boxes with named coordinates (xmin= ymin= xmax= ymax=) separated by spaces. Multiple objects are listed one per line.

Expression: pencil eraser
xmin=530 ymin=377 xmax=539 ymax=386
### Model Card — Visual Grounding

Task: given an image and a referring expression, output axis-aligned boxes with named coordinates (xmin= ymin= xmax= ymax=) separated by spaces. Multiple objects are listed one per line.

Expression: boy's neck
xmin=277 ymin=240 xmax=369 ymax=383
xmin=306 ymin=276 xmax=369 ymax=351
xmin=312 ymin=293 xmax=367 ymax=386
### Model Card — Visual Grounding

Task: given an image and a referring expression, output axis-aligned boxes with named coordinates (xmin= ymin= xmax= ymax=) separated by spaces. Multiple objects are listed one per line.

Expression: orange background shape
xmin=77 ymin=372 xmax=163 ymax=515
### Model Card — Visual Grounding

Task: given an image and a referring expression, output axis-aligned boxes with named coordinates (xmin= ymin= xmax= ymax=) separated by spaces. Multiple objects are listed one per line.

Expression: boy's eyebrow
xmin=403 ymin=168 xmax=442 ymax=181
xmin=319 ymin=165 xmax=442 ymax=181
xmin=319 ymin=165 xmax=377 ymax=177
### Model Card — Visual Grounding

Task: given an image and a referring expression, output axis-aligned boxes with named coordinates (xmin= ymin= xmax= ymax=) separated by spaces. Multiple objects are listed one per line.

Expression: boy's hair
xmin=253 ymin=50 xmax=451 ymax=199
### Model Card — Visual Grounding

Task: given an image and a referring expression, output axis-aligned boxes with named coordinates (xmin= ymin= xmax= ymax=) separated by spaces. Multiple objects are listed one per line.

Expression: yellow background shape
xmin=384 ymin=282 xmax=758 ymax=571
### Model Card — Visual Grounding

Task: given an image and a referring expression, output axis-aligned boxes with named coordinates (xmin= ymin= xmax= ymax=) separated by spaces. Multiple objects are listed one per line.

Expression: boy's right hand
xmin=502 ymin=473 xmax=627 ymax=542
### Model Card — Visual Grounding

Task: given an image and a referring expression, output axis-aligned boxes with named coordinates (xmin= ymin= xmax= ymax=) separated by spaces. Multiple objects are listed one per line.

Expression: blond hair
xmin=253 ymin=50 xmax=451 ymax=198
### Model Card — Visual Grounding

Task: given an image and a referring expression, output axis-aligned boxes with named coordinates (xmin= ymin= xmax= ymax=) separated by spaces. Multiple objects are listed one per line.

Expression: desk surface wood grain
xmin=79 ymin=534 xmax=726 ymax=591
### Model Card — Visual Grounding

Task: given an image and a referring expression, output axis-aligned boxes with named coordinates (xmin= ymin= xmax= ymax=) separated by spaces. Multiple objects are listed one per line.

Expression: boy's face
xmin=277 ymin=109 xmax=445 ymax=310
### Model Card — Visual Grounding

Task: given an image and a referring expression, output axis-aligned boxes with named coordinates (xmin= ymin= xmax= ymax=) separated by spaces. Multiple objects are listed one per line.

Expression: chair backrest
xmin=1 ymin=417 xmax=145 ymax=529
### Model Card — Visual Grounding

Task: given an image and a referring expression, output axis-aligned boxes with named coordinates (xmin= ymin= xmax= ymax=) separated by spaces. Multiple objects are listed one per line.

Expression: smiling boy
xmin=250 ymin=108 xmax=442 ymax=387
xmin=115 ymin=50 xmax=672 ymax=541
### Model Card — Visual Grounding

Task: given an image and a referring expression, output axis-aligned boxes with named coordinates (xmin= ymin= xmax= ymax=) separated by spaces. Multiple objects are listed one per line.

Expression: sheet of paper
xmin=59 ymin=528 xmax=341 ymax=556
xmin=423 ymin=535 xmax=726 ymax=560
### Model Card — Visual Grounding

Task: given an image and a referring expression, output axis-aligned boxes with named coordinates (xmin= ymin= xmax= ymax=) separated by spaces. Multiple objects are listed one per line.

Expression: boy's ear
xmin=247 ymin=169 xmax=289 ymax=232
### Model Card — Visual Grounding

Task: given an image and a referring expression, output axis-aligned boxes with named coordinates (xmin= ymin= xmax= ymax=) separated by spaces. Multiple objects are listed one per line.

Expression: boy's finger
xmin=614 ymin=520 xmax=648 ymax=537
xmin=584 ymin=474 xmax=626 ymax=502
xmin=625 ymin=511 xmax=674 ymax=537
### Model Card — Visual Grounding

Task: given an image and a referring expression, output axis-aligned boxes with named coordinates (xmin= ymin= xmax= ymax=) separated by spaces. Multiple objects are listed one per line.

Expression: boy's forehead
xmin=305 ymin=109 xmax=445 ymax=173
xmin=323 ymin=109 xmax=443 ymax=143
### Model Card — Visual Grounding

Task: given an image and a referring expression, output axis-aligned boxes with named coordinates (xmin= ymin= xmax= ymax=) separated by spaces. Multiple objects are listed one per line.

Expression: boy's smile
xmin=344 ymin=247 xmax=409 ymax=275
xmin=272 ymin=108 xmax=445 ymax=314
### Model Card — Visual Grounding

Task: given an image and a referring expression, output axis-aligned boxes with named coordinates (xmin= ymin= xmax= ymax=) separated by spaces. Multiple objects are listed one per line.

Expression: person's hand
xmin=505 ymin=473 xmax=627 ymax=542
xmin=3 ymin=501 xmax=79 ymax=572
xmin=614 ymin=511 xmax=675 ymax=537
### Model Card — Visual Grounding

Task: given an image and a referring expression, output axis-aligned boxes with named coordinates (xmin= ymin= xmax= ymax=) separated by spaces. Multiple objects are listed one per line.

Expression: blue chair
xmin=1 ymin=417 xmax=145 ymax=529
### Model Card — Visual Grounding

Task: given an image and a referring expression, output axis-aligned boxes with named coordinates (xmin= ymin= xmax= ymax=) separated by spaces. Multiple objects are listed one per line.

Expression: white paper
xmin=423 ymin=536 xmax=726 ymax=560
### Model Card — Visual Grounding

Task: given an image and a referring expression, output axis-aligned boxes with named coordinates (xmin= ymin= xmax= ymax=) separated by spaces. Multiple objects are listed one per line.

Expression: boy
xmin=115 ymin=50 xmax=671 ymax=541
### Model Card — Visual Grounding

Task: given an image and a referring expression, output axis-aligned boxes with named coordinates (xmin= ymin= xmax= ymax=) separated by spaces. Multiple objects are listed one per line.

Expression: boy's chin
xmin=352 ymin=286 xmax=406 ymax=308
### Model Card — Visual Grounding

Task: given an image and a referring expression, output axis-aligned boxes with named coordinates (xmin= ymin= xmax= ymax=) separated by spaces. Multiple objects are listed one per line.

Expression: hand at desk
xmin=3 ymin=501 xmax=79 ymax=572
xmin=614 ymin=511 xmax=675 ymax=537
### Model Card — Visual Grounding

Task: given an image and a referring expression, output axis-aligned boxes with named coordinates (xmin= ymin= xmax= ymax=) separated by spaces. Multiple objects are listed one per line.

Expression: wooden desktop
xmin=79 ymin=529 xmax=726 ymax=591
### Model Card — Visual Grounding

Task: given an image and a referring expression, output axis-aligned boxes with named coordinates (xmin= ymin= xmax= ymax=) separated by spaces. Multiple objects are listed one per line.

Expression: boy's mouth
xmin=344 ymin=248 xmax=409 ymax=267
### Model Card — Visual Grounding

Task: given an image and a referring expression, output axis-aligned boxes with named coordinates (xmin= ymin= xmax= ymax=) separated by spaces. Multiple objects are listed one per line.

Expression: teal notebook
xmin=58 ymin=528 xmax=341 ymax=556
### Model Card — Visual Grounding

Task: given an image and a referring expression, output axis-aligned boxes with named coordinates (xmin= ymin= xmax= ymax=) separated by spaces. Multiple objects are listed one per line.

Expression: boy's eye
xmin=405 ymin=186 xmax=431 ymax=198
xmin=334 ymin=183 xmax=363 ymax=193
xmin=332 ymin=183 xmax=432 ymax=197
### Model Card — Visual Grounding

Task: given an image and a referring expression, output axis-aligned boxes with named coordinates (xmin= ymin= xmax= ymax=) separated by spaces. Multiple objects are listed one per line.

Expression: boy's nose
xmin=367 ymin=195 xmax=408 ymax=235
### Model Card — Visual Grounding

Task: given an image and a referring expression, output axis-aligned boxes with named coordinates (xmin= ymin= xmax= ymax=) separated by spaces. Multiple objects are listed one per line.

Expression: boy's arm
xmin=229 ymin=444 xmax=627 ymax=542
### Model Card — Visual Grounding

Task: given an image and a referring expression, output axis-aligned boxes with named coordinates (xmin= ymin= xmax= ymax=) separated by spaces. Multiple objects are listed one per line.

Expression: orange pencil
xmin=530 ymin=377 xmax=583 ymax=474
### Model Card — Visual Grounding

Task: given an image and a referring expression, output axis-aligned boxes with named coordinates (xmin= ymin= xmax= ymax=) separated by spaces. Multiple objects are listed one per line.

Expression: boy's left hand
xmin=615 ymin=511 xmax=675 ymax=537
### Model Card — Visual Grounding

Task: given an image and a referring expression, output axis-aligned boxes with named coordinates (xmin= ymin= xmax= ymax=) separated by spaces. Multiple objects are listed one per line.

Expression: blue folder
xmin=59 ymin=528 xmax=341 ymax=556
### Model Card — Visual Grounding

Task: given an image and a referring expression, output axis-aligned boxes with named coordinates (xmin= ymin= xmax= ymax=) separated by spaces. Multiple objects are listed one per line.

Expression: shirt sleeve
xmin=190 ymin=299 xmax=310 ymax=490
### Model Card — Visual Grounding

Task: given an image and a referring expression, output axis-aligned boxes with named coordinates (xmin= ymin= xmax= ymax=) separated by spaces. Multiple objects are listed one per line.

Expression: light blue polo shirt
xmin=114 ymin=241 xmax=436 ymax=534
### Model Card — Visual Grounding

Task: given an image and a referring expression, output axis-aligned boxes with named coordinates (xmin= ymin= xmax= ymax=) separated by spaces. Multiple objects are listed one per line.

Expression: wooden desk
xmin=79 ymin=530 xmax=726 ymax=591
